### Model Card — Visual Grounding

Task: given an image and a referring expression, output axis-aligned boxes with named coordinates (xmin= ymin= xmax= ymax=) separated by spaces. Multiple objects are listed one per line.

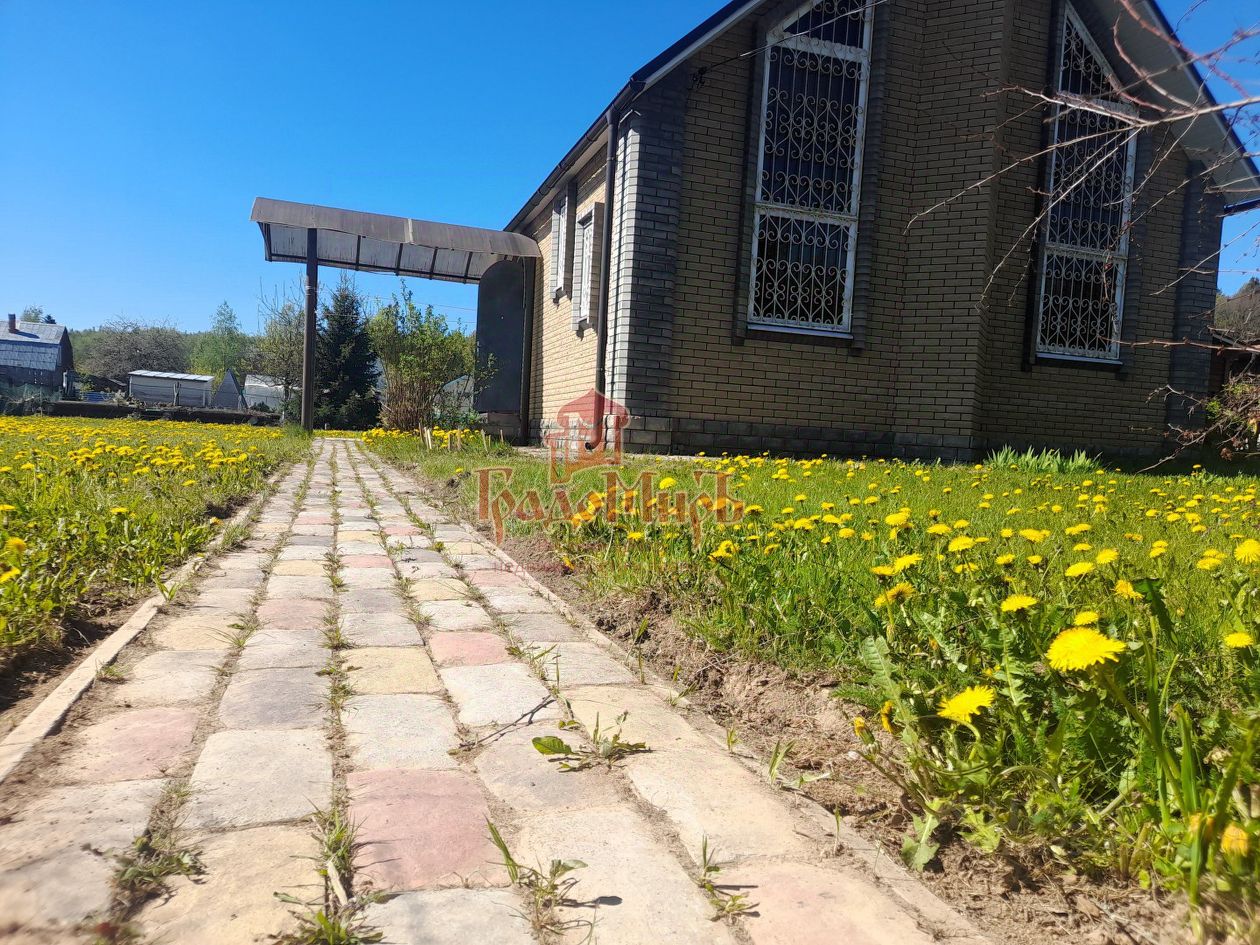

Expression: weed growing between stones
xmin=531 ymin=712 xmax=648 ymax=772
xmin=692 ymin=836 xmax=756 ymax=921
xmin=487 ymin=821 xmax=593 ymax=942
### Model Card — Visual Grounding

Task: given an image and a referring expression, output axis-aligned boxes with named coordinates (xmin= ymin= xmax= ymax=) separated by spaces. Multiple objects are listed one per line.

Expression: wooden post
xmin=301 ymin=227 xmax=318 ymax=431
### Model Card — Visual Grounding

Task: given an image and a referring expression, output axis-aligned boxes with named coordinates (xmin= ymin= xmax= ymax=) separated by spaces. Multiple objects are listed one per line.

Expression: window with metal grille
xmin=1034 ymin=4 xmax=1138 ymax=362
xmin=747 ymin=0 xmax=871 ymax=335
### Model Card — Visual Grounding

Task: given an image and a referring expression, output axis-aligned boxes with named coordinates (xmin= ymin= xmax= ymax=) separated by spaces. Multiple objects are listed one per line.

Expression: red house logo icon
xmin=545 ymin=388 xmax=631 ymax=483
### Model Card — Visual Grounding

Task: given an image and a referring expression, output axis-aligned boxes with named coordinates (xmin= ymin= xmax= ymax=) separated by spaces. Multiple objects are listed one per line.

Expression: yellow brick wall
xmin=526 ymin=156 xmax=607 ymax=424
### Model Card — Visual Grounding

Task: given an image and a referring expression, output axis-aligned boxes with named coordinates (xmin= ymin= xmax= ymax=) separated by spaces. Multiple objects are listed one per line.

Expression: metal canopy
xmin=250 ymin=197 xmax=541 ymax=285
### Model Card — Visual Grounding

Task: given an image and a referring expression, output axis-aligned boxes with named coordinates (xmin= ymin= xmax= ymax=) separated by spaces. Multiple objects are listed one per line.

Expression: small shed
xmin=211 ymin=369 xmax=247 ymax=410
xmin=128 ymin=370 xmax=214 ymax=407
xmin=244 ymin=374 xmax=292 ymax=412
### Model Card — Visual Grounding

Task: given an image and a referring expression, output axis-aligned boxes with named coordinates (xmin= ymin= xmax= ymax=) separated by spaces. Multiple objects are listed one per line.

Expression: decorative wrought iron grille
xmin=1034 ymin=4 xmax=1138 ymax=362
xmin=748 ymin=0 xmax=870 ymax=334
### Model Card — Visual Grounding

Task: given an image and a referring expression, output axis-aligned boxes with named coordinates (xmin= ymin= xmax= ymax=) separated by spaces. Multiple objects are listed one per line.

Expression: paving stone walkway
xmin=0 ymin=439 xmax=988 ymax=945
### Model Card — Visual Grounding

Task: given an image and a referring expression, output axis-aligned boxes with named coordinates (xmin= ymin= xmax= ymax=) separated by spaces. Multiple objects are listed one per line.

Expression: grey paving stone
xmin=107 ymin=650 xmax=221 ymax=707
xmin=344 ymin=694 xmax=459 ymax=770
xmin=185 ymin=730 xmax=331 ymax=829
xmin=418 ymin=600 xmax=495 ymax=632
xmin=0 ymin=780 xmax=165 ymax=929
xmin=236 ymin=638 xmax=327 ymax=671
xmin=544 ymin=642 xmax=635 ymax=688
xmin=479 ymin=589 xmax=558 ymax=614
xmin=218 ymin=667 xmax=325 ymax=730
xmin=501 ymin=612 xmax=582 ymax=643
xmin=367 ymin=889 xmax=534 ymax=945
xmin=513 ymin=805 xmax=738 ymax=945
xmin=341 ymin=589 xmax=408 ymax=615
xmin=340 ymin=613 xmax=421 ymax=647
xmin=276 ymin=545 xmax=330 ymax=561
xmin=265 ymin=575 xmax=333 ymax=600
xmin=439 ymin=664 xmax=560 ymax=728
xmin=474 ymin=725 xmax=621 ymax=812
xmin=339 ymin=569 xmax=398 ymax=590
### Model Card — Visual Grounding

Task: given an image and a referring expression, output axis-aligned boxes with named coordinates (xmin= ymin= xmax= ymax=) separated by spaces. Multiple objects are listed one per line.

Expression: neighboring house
xmin=243 ymin=374 xmax=293 ymax=413
xmin=497 ymin=0 xmax=1260 ymax=458
xmin=0 ymin=314 xmax=73 ymax=398
xmin=128 ymin=370 xmax=214 ymax=407
xmin=211 ymin=369 xmax=247 ymax=410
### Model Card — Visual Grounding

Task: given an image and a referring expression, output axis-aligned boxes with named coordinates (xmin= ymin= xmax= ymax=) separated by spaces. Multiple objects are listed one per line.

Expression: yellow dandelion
xmin=884 ymin=510 xmax=911 ymax=528
xmin=1095 ymin=549 xmax=1119 ymax=565
xmin=4 ymin=537 xmax=26 ymax=555
xmin=1046 ymin=627 xmax=1126 ymax=672
xmin=1065 ymin=524 xmax=1092 ymax=536
xmin=1001 ymin=593 xmax=1038 ymax=613
xmin=995 ymin=554 xmax=1015 ymax=566
xmin=1235 ymin=539 xmax=1260 ymax=565
xmin=892 ymin=553 xmax=922 ymax=573
xmin=1072 ymin=610 xmax=1100 ymax=626
xmin=874 ymin=582 xmax=915 ymax=608
xmin=1220 ymin=823 xmax=1250 ymax=857
xmin=657 ymin=476 xmax=677 ymax=490
xmin=926 ymin=523 xmax=952 ymax=536
xmin=1027 ymin=554 xmax=1044 ymax=566
xmin=937 ymin=686 xmax=996 ymax=725
xmin=1225 ymin=632 xmax=1255 ymax=649
xmin=948 ymin=536 xmax=976 ymax=553
xmin=0 ymin=566 xmax=19 ymax=584
xmin=109 ymin=506 xmax=129 ymax=515
xmin=879 ymin=700 xmax=896 ymax=734
xmin=1114 ymin=579 xmax=1143 ymax=601
xmin=1065 ymin=561 xmax=1095 ymax=578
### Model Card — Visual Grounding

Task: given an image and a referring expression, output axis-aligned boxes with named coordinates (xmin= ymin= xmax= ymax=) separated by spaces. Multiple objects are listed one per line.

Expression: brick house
xmin=499 ymin=0 xmax=1260 ymax=459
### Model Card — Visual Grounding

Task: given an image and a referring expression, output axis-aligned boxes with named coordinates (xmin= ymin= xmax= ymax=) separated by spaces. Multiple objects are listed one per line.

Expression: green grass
xmin=0 ymin=416 xmax=307 ymax=658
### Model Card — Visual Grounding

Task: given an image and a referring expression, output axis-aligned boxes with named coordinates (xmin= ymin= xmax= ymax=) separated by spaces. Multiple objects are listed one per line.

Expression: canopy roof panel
xmin=251 ymin=197 xmax=540 ymax=285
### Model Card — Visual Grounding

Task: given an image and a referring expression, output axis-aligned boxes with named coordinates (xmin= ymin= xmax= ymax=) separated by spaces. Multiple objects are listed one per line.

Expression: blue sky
xmin=0 ymin=0 xmax=1256 ymax=333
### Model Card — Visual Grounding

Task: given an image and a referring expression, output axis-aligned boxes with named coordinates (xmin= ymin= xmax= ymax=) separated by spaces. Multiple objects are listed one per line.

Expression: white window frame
xmin=746 ymin=0 xmax=873 ymax=337
xmin=1033 ymin=3 xmax=1139 ymax=364
xmin=573 ymin=209 xmax=596 ymax=330
xmin=550 ymin=193 xmax=569 ymax=302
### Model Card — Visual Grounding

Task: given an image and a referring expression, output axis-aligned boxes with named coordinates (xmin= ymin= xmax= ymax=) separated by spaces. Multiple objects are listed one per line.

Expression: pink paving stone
xmin=57 ymin=707 xmax=199 ymax=783
xmin=341 ymin=555 xmax=394 ymax=569
xmin=726 ymin=861 xmax=937 ymax=945
xmin=428 ymin=632 xmax=510 ymax=667
xmin=384 ymin=525 xmax=424 ymax=536
xmin=348 ymin=769 xmax=502 ymax=891
xmin=256 ymin=599 xmax=327 ymax=631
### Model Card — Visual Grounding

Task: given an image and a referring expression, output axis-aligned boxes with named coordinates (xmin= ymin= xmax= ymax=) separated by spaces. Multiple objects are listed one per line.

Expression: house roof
xmin=0 ymin=322 xmax=69 ymax=373
xmin=506 ymin=0 xmax=1260 ymax=231
xmin=244 ymin=374 xmax=286 ymax=389
xmin=128 ymin=370 xmax=215 ymax=383
xmin=252 ymin=197 xmax=541 ymax=285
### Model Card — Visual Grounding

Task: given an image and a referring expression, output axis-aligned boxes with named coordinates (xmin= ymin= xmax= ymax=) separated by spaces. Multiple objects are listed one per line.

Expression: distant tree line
xmin=1216 ymin=279 xmax=1260 ymax=344
xmin=49 ymin=276 xmax=476 ymax=430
